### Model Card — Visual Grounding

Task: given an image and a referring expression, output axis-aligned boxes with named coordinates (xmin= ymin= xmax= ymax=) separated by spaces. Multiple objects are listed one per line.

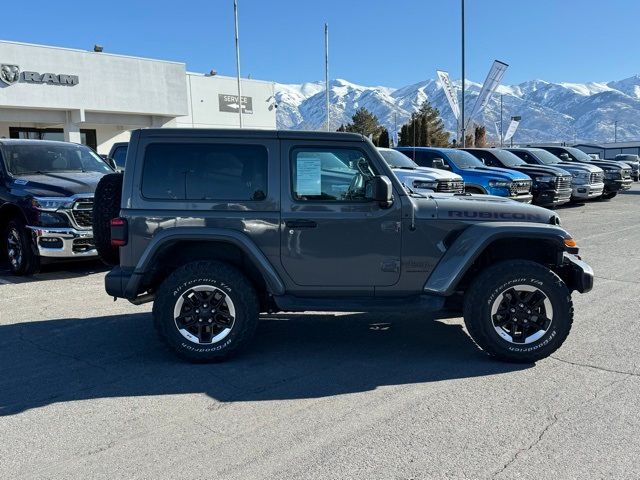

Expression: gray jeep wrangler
xmin=94 ymin=129 xmax=593 ymax=363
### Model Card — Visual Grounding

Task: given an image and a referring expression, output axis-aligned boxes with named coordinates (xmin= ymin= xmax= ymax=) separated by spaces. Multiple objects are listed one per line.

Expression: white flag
xmin=503 ymin=118 xmax=520 ymax=142
xmin=494 ymin=121 xmax=501 ymax=139
xmin=467 ymin=60 xmax=509 ymax=128
xmin=436 ymin=70 xmax=460 ymax=120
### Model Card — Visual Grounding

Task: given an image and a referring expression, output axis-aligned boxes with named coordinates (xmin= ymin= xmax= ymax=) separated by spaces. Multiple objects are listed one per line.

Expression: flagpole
xmin=461 ymin=0 xmax=466 ymax=147
xmin=234 ymin=0 xmax=243 ymax=128
xmin=325 ymin=23 xmax=330 ymax=131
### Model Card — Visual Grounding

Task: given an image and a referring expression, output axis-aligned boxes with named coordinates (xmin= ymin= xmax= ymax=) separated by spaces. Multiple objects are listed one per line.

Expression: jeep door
xmin=280 ymin=140 xmax=402 ymax=289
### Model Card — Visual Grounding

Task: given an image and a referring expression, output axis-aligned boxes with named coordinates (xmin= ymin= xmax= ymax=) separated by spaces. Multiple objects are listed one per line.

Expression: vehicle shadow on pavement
xmin=0 ymin=260 xmax=108 ymax=284
xmin=0 ymin=312 xmax=530 ymax=416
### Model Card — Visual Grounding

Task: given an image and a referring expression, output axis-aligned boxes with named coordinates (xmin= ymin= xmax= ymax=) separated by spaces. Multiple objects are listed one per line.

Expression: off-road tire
xmin=463 ymin=260 xmax=573 ymax=363
xmin=5 ymin=218 xmax=40 ymax=275
xmin=152 ymin=261 xmax=259 ymax=362
xmin=92 ymin=173 xmax=123 ymax=265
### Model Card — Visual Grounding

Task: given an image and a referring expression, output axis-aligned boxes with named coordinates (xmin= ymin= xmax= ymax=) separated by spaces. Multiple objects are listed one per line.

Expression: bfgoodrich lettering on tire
xmin=463 ymin=260 xmax=573 ymax=363
xmin=153 ymin=260 xmax=259 ymax=362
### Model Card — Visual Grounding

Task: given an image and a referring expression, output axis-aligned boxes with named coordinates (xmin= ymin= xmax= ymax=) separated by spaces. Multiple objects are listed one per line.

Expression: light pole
xmin=461 ymin=0 xmax=466 ymax=147
xmin=324 ymin=23 xmax=330 ymax=132
xmin=614 ymin=120 xmax=618 ymax=143
xmin=233 ymin=0 xmax=243 ymax=128
xmin=499 ymin=94 xmax=503 ymax=147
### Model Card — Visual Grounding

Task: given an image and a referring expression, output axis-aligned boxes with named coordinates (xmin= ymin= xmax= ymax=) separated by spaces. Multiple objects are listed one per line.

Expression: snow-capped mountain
xmin=275 ymin=75 xmax=640 ymax=143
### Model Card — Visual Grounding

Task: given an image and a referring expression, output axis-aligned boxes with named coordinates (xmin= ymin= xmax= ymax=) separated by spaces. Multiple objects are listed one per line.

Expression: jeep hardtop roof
xmin=134 ymin=128 xmax=367 ymax=142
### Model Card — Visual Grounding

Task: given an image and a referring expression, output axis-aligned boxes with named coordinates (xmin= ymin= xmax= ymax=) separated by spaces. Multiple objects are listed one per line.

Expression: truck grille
xmin=555 ymin=176 xmax=572 ymax=190
xmin=510 ymin=180 xmax=532 ymax=196
xmin=590 ymin=172 xmax=604 ymax=184
xmin=436 ymin=180 xmax=465 ymax=193
xmin=71 ymin=198 xmax=94 ymax=228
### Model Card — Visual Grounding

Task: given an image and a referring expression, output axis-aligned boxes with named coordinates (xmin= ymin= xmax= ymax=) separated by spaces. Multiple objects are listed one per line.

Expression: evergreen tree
xmin=398 ymin=100 xmax=449 ymax=147
xmin=336 ymin=124 xmax=346 ymax=132
xmin=474 ymin=125 xmax=487 ymax=147
xmin=344 ymin=107 xmax=381 ymax=138
xmin=376 ymin=128 xmax=390 ymax=148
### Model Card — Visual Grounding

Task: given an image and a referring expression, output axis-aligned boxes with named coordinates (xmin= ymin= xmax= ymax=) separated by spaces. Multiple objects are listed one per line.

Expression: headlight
xmin=31 ymin=197 xmax=73 ymax=211
xmin=534 ymin=175 xmax=555 ymax=183
xmin=488 ymin=180 xmax=511 ymax=188
xmin=604 ymin=171 xmax=620 ymax=180
xmin=571 ymin=171 xmax=589 ymax=183
xmin=36 ymin=212 xmax=70 ymax=227
xmin=413 ymin=180 xmax=439 ymax=190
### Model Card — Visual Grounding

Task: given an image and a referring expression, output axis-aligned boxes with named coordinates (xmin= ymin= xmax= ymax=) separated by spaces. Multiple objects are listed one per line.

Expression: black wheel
xmin=601 ymin=192 xmax=617 ymax=200
xmin=463 ymin=260 xmax=573 ymax=363
xmin=92 ymin=173 xmax=123 ymax=266
xmin=152 ymin=261 xmax=259 ymax=362
xmin=4 ymin=218 xmax=40 ymax=275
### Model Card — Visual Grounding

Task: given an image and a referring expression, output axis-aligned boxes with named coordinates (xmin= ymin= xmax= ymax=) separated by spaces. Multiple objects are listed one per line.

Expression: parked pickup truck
xmin=377 ymin=147 xmax=464 ymax=194
xmin=463 ymin=148 xmax=572 ymax=207
xmin=507 ymin=148 xmax=605 ymax=201
xmin=538 ymin=146 xmax=632 ymax=199
xmin=94 ymin=129 xmax=593 ymax=364
xmin=396 ymin=147 xmax=533 ymax=203
xmin=0 ymin=139 xmax=114 ymax=274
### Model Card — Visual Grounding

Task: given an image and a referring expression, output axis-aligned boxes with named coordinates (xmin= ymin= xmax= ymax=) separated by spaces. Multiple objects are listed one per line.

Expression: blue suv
xmin=396 ymin=147 xmax=533 ymax=203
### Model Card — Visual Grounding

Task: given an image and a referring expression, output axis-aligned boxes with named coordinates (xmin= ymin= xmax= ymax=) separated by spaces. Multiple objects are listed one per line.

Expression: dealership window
xmin=290 ymin=147 xmax=377 ymax=201
xmin=141 ymin=142 xmax=268 ymax=201
xmin=9 ymin=127 xmax=97 ymax=151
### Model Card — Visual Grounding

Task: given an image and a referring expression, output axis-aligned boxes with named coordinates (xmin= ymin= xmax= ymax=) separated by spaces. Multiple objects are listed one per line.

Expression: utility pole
xmin=614 ymin=120 xmax=618 ymax=143
xmin=325 ymin=23 xmax=330 ymax=132
xmin=233 ymin=0 xmax=243 ymax=128
xmin=461 ymin=0 xmax=466 ymax=147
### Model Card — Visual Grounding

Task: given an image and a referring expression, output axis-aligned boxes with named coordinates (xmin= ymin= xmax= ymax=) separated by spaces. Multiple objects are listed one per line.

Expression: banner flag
xmin=467 ymin=60 xmax=509 ymax=128
xmin=503 ymin=118 xmax=520 ymax=142
xmin=436 ymin=70 xmax=460 ymax=120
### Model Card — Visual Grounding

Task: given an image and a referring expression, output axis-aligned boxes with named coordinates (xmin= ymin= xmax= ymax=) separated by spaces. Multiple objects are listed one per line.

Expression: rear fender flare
xmin=125 ymin=227 xmax=285 ymax=298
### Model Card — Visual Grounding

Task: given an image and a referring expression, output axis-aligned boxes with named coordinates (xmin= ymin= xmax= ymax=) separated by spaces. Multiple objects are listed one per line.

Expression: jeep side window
xmin=141 ymin=143 xmax=268 ymax=201
xmin=291 ymin=148 xmax=377 ymax=201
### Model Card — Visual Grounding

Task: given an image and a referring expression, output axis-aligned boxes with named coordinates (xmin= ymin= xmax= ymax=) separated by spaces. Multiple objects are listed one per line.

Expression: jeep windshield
xmin=530 ymin=149 xmax=562 ymax=165
xmin=446 ymin=150 xmax=484 ymax=169
xmin=378 ymin=149 xmax=418 ymax=169
xmin=492 ymin=149 xmax=526 ymax=167
xmin=2 ymin=144 xmax=113 ymax=176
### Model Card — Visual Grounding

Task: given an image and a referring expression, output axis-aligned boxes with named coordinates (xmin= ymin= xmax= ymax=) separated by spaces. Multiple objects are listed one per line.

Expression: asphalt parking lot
xmin=1 ymin=187 xmax=639 ymax=480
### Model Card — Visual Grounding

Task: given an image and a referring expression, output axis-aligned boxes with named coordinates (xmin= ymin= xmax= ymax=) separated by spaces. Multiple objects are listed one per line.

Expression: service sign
xmin=218 ymin=94 xmax=253 ymax=114
xmin=0 ymin=63 xmax=79 ymax=87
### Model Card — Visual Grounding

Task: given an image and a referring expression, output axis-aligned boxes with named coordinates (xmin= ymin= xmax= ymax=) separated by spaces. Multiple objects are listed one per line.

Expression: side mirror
xmin=367 ymin=175 xmax=393 ymax=208
xmin=432 ymin=158 xmax=448 ymax=170
xmin=105 ymin=157 xmax=117 ymax=170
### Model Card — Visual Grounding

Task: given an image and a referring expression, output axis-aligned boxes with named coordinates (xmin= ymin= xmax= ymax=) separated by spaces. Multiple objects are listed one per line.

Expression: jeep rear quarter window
xmin=141 ymin=143 xmax=268 ymax=201
xmin=290 ymin=148 xmax=377 ymax=201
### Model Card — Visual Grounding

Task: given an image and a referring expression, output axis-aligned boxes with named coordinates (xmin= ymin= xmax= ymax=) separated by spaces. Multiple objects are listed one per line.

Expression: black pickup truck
xmin=0 ymin=139 xmax=114 ymax=274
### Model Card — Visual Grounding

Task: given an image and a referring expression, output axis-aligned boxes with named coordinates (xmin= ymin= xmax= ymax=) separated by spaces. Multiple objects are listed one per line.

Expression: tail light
xmin=110 ymin=217 xmax=128 ymax=247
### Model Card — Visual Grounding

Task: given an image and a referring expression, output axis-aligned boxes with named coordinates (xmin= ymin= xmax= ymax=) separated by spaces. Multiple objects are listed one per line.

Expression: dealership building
xmin=0 ymin=40 xmax=276 ymax=154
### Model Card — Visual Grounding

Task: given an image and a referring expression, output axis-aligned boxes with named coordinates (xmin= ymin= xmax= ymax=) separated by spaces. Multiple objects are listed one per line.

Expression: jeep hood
xmin=411 ymin=193 xmax=558 ymax=224
xmin=8 ymin=171 xmax=105 ymax=197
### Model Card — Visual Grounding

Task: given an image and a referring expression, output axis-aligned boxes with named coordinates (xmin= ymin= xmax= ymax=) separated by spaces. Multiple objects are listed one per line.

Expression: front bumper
xmin=604 ymin=178 xmax=633 ymax=193
xmin=571 ymin=182 xmax=604 ymax=200
xmin=27 ymin=226 xmax=98 ymax=259
xmin=561 ymin=252 xmax=594 ymax=293
xmin=508 ymin=193 xmax=533 ymax=203
xmin=534 ymin=187 xmax=572 ymax=207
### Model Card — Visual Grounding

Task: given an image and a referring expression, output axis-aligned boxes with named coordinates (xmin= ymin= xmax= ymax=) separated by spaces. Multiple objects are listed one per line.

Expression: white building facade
xmin=0 ymin=40 xmax=276 ymax=154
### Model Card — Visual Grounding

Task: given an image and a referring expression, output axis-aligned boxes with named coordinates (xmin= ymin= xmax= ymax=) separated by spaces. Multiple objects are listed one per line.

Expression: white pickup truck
xmin=377 ymin=147 xmax=464 ymax=193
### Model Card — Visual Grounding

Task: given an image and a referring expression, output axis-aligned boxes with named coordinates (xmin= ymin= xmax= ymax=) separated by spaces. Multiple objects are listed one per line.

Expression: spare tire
xmin=93 ymin=173 xmax=123 ymax=266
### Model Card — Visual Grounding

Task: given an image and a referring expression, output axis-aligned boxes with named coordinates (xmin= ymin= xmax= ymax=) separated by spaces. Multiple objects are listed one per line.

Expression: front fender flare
xmin=423 ymin=222 xmax=570 ymax=296
xmin=124 ymin=227 xmax=286 ymax=298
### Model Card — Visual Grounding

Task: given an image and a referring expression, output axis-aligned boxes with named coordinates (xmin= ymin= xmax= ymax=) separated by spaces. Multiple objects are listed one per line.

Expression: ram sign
xmin=0 ymin=63 xmax=79 ymax=86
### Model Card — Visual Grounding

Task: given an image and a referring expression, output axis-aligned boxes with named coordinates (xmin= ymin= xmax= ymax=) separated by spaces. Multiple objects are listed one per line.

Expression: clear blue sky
xmin=2 ymin=0 xmax=638 ymax=87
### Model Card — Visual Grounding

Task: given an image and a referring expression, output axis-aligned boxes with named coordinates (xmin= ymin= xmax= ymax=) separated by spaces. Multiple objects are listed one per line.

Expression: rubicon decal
xmin=447 ymin=210 xmax=545 ymax=221
xmin=0 ymin=63 xmax=79 ymax=86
